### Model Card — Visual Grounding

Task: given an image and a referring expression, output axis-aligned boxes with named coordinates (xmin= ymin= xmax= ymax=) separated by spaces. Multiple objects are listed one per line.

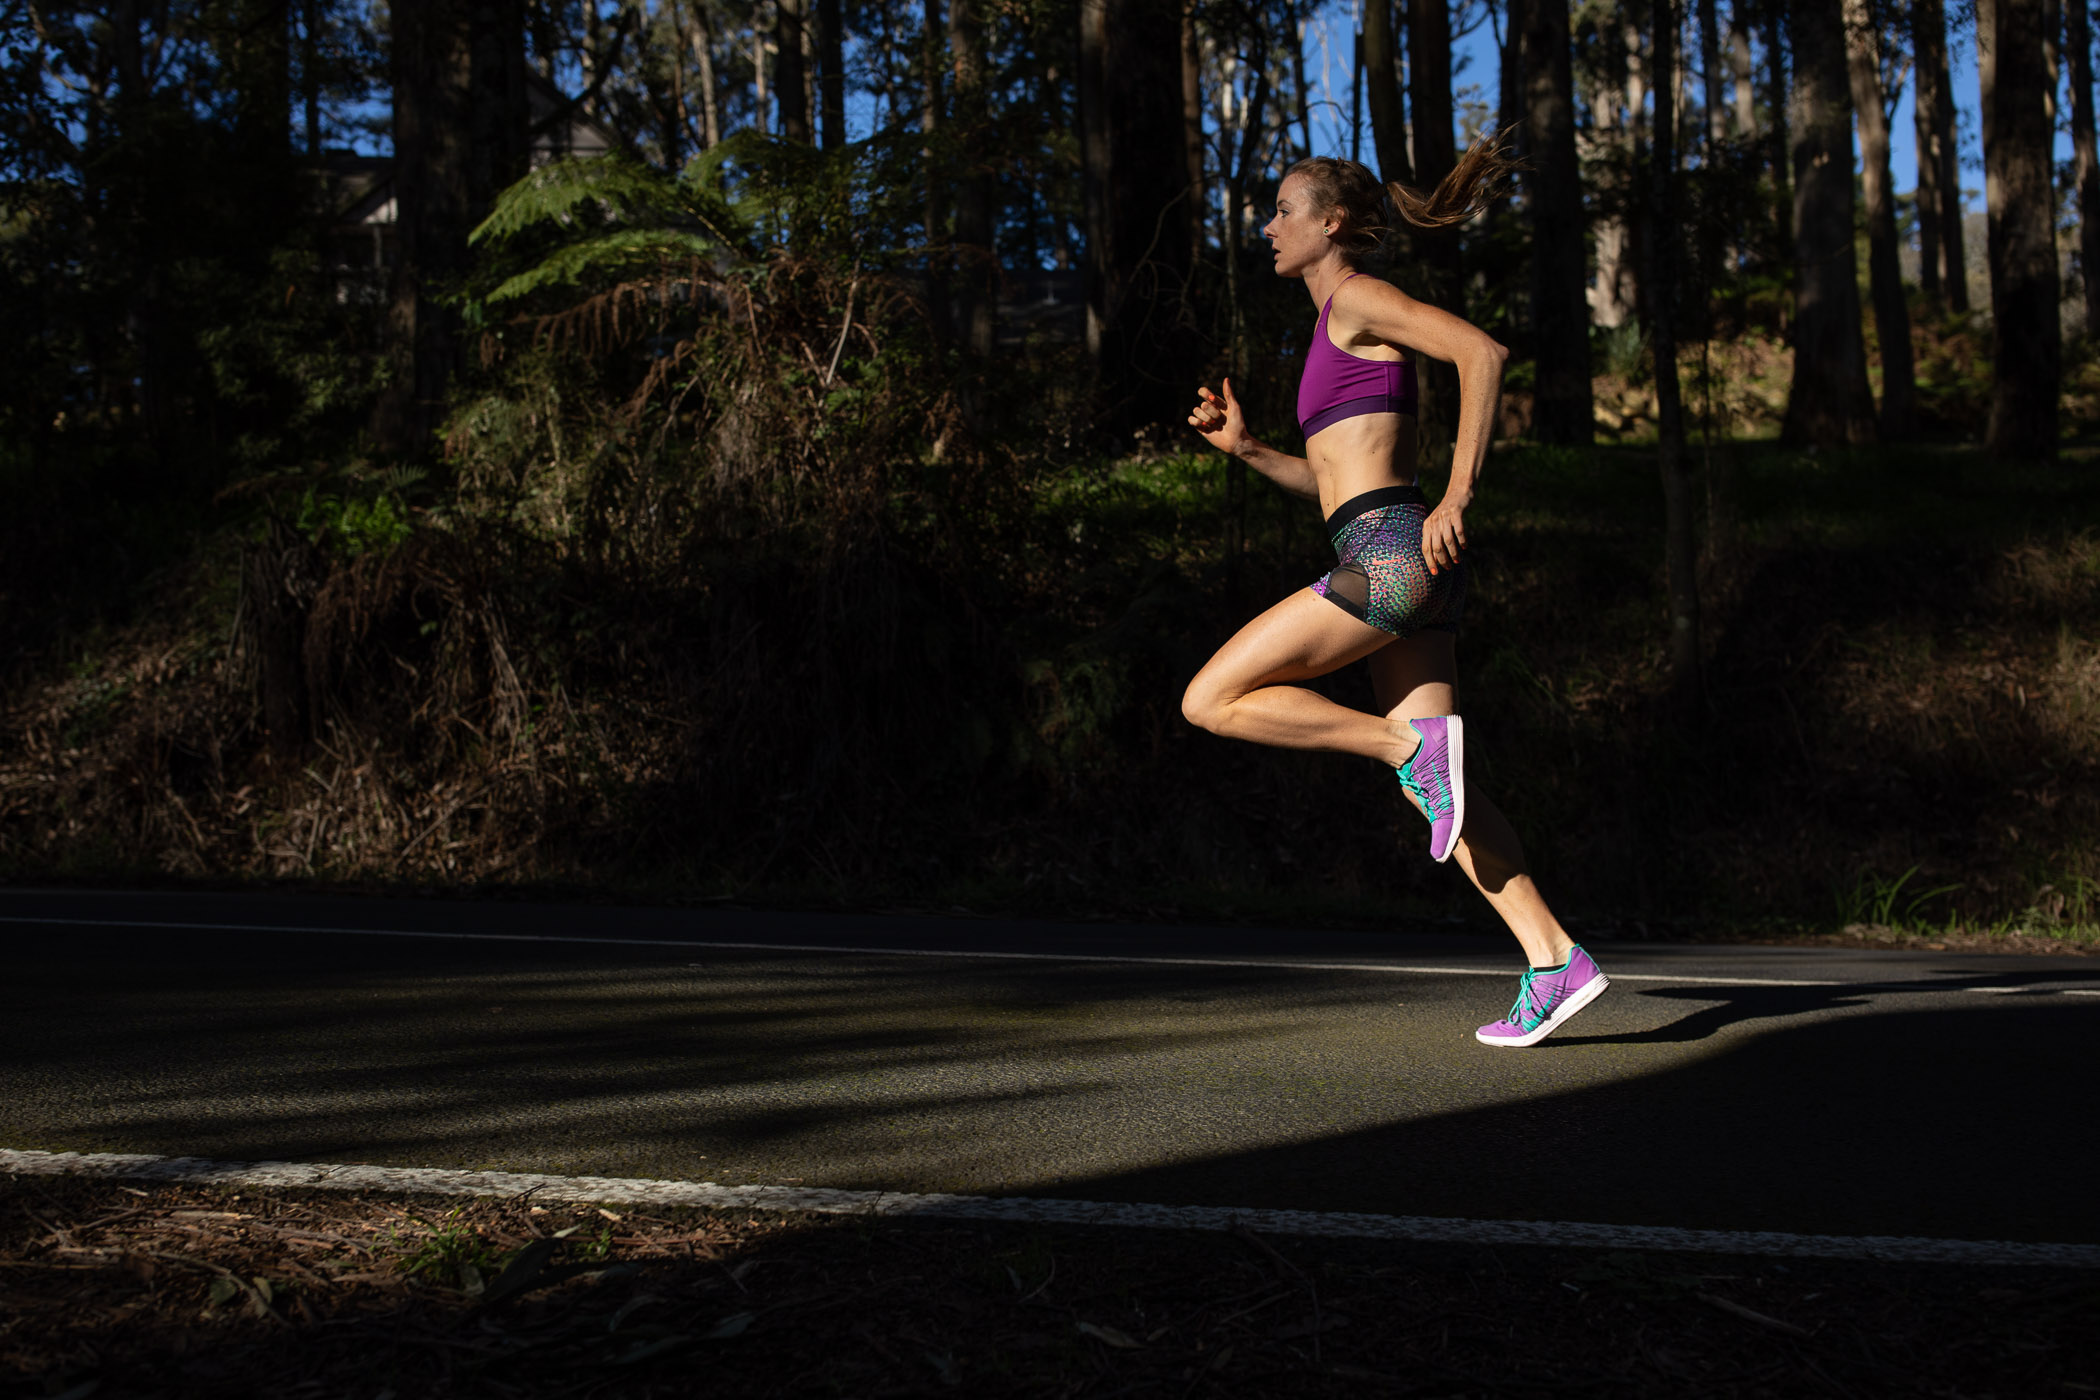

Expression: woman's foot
xmin=1395 ymin=715 xmax=1465 ymax=862
xmin=1474 ymin=946 xmax=1610 ymax=1047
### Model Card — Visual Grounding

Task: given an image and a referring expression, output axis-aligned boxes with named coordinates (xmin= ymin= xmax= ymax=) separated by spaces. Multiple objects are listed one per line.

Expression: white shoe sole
xmin=1433 ymin=715 xmax=1465 ymax=863
xmin=1474 ymin=972 xmax=1610 ymax=1048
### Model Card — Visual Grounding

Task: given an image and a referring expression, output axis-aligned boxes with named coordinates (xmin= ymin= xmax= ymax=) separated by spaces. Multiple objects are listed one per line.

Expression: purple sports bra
xmin=1296 ymin=273 xmax=1418 ymax=440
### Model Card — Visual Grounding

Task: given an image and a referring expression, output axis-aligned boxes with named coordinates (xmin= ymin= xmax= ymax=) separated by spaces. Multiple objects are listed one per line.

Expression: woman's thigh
xmin=1186 ymin=588 xmax=1395 ymax=708
xmin=1367 ymin=629 xmax=1459 ymax=721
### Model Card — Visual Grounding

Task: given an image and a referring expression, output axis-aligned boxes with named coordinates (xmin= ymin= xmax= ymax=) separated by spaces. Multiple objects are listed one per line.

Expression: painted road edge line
xmin=5 ymin=1149 xmax=2094 ymax=1269
xmin=0 ymin=916 xmax=1838 ymax=987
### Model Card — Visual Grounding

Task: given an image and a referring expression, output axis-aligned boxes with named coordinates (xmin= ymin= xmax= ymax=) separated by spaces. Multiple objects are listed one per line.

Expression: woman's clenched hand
xmin=1187 ymin=378 xmax=1248 ymax=455
xmin=1422 ymin=497 xmax=1467 ymax=575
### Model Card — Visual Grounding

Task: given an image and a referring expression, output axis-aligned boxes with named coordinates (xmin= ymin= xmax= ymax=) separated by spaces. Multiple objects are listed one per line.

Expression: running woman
xmin=1180 ymin=144 xmax=1607 ymax=1047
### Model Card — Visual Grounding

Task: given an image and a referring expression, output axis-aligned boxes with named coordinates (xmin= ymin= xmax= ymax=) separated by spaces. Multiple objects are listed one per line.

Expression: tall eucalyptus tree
xmin=1409 ymin=0 xmax=1463 ymax=315
xmin=1980 ymin=0 xmax=2062 ymax=457
xmin=1843 ymin=0 xmax=1916 ymax=437
xmin=1079 ymin=0 xmax=1195 ymax=427
xmin=777 ymin=0 xmax=812 ymax=140
xmin=949 ymin=0 xmax=996 ymax=357
xmin=1913 ymin=0 xmax=1967 ymax=310
xmin=1521 ymin=0 xmax=1593 ymax=441
xmin=1362 ymin=0 xmax=1412 ymax=186
xmin=1761 ymin=0 xmax=1791 ymax=266
xmin=1647 ymin=0 xmax=1699 ymax=694
xmin=1781 ymin=0 xmax=1876 ymax=445
xmin=377 ymin=0 xmax=529 ymax=454
xmin=2067 ymin=0 xmax=2100 ymax=335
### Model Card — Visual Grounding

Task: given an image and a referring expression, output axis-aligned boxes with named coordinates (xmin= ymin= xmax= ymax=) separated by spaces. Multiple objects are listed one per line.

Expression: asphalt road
xmin=4 ymin=888 xmax=2097 ymax=1247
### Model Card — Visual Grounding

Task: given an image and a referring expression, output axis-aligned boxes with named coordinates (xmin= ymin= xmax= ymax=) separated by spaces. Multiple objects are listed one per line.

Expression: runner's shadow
xmin=1547 ymin=985 xmax=1872 ymax=1044
xmin=1549 ymin=967 xmax=2095 ymax=1046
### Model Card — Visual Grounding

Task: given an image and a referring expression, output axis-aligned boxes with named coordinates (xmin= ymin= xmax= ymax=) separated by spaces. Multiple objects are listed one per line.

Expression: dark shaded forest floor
xmin=6 ymin=1173 xmax=2098 ymax=1399
xmin=3 ymin=439 xmax=2098 ymax=951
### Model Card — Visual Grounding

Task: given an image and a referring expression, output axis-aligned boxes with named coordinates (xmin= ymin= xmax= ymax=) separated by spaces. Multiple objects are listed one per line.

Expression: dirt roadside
xmin=5 ymin=1174 xmax=2096 ymax=1399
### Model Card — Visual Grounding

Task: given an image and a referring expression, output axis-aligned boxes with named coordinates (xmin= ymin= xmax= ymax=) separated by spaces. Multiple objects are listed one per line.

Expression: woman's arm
xmin=1332 ymin=277 xmax=1509 ymax=575
xmin=1187 ymin=377 xmax=1320 ymax=502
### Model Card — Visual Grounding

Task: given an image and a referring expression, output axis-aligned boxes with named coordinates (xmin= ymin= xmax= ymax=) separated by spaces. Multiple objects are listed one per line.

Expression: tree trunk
xmin=1524 ymin=0 xmax=1593 ymax=441
xmin=1921 ymin=0 xmax=1969 ymax=310
xmin=1494 ymin=0 xmax=1524 ymax=233
xmin=1729 ymin=14 xmax=1754 ymax=135
xmin=924 ymin=0 xmax=950 ymax=347
xmin=1291 ymin=0 xmax=1315 ymax=155
xmin=1913 ymin=0 xmax=1949 ymax=306
xmin=302 ymin=0 xmax=322 ymax=156
xmin=1408 ymin=0 xmax=1461 ymax=312
xmin=1408 ymin=0 xmax=1462 ymax=464
xmin=666 ymin=4 xmax=687 ymax=167
xmin=2068 ymin=0 xmax=2100 ymax=335
xmin=1982 ymin=0 xmax=2063 ymax=457
xmin=1585 ymin=4 xmax=1640 ymax=328
xmin=950 ymin=0 xmax=996 ymax=356
xmin=819 ymin=0 xmax=846 ymax=147
xmin=1844 ymin=0 xmax=1917 ymax=438
xmin=693 ymin=7 xmax=722 ymax=148
xmin=1079 ymin=0 xmax=1196 ymax=431
xmin=1361 ymin=0 xmax=1412 ymax=185
xmin=1697 ymin=0 xmax=1725 ymax=146
xmin=777 ymin=0 xmax=811 ymax=141
xmin=1648 ymin=0 xmax=1700 ymax=698
xmin=1181 ymin=3 xmax=1207 ymax=263
xmin=376 ymin=0 xmax=527 ymax=456
xmin=1781 ymin=0 xmax=1877 ymax=445
xmin=1762 ymin=0 xmax=1791 ymax=267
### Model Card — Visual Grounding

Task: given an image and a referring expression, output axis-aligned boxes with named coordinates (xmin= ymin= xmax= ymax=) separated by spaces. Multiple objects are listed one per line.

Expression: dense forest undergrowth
xmin=5 ymin=389 xmax=2097 ymax=948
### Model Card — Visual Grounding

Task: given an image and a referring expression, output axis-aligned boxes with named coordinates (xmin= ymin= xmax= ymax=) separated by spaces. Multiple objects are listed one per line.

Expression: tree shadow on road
xmin=1549 ymin=964 xmax=2099 ymax=1046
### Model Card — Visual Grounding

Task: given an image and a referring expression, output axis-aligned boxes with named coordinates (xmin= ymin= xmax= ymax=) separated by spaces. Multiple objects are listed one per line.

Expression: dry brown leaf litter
xmin=4 ymin=1174 xmax=2097 ymax=1398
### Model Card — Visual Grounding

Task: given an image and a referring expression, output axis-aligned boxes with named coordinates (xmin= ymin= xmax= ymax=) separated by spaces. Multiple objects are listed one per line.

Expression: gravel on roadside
xmin=4 ymin=1173 xmax=2096 ymax=1399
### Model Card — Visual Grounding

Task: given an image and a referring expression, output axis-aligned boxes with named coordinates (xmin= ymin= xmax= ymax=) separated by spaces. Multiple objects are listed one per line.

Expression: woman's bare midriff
xmin=1306 ymin=412 xmax=1418 ymax=518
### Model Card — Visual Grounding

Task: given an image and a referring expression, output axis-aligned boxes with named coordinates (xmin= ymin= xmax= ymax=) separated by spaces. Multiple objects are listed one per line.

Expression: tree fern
xmin=482 ymin=228 xmax=718 ymax=305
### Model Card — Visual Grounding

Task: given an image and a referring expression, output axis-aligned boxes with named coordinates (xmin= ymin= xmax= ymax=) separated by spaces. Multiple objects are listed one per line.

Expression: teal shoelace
xmin=1504 ymin=968 xmax=1547 ymax=1028
xmin=1395 ymin=749 xmax=1452 ymax=821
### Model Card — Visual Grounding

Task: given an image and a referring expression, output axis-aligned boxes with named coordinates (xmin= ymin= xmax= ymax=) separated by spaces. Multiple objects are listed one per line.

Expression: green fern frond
xmin=471 ymin=155 xmax=688 ymax=246
xmin=484 ymin=229 xmax=717 ymax=303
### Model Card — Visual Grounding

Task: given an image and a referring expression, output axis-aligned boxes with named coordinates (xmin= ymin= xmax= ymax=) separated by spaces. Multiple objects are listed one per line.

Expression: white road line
xmin=5 ymin=1148 xmax=2093 ymax=1270
xmin=0 ymin=914 xmax=1841 ymax=986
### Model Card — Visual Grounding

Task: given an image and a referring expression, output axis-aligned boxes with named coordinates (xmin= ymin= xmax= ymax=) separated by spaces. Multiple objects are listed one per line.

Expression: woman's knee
xmin=1181 ymin=674 xmax=1231 ymax=732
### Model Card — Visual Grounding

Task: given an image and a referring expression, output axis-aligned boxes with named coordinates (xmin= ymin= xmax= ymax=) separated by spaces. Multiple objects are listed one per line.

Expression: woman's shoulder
xmin=1329 ymin=272 xmax=1417 ymax=351
xmin=1331 ymin=270 xmax=1414 ymax=314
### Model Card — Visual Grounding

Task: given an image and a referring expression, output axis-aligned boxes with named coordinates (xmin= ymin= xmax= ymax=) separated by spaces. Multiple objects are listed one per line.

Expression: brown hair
xmin=1286 ymin=129 xmax=1523 ymax=255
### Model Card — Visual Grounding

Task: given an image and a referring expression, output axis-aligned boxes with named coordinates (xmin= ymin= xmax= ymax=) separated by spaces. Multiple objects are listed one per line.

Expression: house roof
xmin=325 ymin=70 xmax=618 ymax=228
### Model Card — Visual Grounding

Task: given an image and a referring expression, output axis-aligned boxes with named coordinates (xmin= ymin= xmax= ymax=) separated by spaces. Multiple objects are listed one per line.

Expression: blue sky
xmin=1291 ymin=0 xmax=2055 ymax=215
xmin=342 ymin=4 xmax=2061 ymax=219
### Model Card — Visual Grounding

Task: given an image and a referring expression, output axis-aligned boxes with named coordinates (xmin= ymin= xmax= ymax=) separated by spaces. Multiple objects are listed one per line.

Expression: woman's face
xmin=1263 ymin=174 xmax=1335 ymax=279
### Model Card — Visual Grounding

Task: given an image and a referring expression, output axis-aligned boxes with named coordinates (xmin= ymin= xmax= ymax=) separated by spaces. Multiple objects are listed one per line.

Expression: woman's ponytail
xmin=1286 ymin=128 xmax=1524 ymax=256
xmin=1386 ymin=128 xmax=1524 ymax=231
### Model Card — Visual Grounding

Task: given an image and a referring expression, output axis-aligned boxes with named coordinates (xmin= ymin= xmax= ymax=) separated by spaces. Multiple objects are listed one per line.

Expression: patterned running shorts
xmin=1310 ymin=484 xmax=1466 ymax=637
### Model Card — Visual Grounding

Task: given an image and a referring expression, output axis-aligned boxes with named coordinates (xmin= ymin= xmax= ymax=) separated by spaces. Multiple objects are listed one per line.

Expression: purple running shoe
xmin=1474 ymin=945 xmax=1610 ymax=1048
xmin=1395 ymin=715 xmax=1465 ymax=863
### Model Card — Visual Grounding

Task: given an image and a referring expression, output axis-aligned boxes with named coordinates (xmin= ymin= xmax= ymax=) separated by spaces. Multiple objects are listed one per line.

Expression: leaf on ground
xmin=609 ymin=1335 xmax=692 ymax=1366
xmin=703 ymin=1311 xmax=754 ymax=1340
xmin=1275 ymin=1311 xmax=1349 ymax=1339
xmin=479 ymin=1238 xmax=558 ymax=1307
xmin=207 ymin=1276 xmax=239 ymax=1307
xmin=1076 ymin=1321 xmax=1142 ymax=1349
xmin=605 ymin=1292 xmax=660 ymax=1332
xmin=1696 ymin=1291 xmax=1812 ymax=1338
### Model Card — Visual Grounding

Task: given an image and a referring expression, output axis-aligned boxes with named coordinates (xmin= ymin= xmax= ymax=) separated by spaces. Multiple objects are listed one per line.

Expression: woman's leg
xmin=1182 ymin=589 xmax=1422 ymax=769
xmin=1368 ymin=632 xmax=1577 ymax=971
